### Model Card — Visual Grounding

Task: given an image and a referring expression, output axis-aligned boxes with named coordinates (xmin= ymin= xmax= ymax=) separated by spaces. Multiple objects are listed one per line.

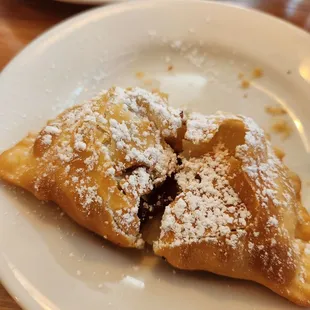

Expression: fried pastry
xmin=0 ymin=87 xmax=182 ymax=248
xmin=154 ymin=112 xmax=310 ymax=306
xmin=1 ymin=85 xmax=310 ymax=306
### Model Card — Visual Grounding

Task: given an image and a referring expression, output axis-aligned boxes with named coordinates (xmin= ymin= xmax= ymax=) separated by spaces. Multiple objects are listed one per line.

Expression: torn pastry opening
xmin=99 ymin=87 xmax=183 ymax=248
xmin=139 ymin=175 xmax=180 ymax=245
xmin=103 ymin=87 xmax=188 ymax=247
xmin=137 ymin=114 xmax=254 ymax=247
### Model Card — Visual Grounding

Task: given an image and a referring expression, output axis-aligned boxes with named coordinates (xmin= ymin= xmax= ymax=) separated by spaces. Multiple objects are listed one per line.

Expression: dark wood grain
xmin=0 ymin=0 xmax=309 ymax=309
xmin=0 ymin=285 xmax=20 ymax=310
xmin=0 ymin=0 xmax=89 ymax=70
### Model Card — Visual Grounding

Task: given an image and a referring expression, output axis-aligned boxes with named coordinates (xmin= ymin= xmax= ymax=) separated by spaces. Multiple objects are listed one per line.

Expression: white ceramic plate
xmin=1 ymin=1 xmax=310 ymax=309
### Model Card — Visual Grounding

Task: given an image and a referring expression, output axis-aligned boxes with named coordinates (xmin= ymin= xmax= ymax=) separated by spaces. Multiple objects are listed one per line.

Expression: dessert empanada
xmin=1 ymin=86 xmax=310 ymax=306
xmin=0 ymin=87 xmax=182 ymax=248
xmin=154 ymin=112 xmax=310 ymax=306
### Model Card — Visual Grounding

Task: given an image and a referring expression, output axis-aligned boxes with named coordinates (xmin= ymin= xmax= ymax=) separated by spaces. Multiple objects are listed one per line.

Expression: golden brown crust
xmin=0 ymin=87 xmax=181 ymax=248
xmin=154 ymin=113 xmax=310 ymax=306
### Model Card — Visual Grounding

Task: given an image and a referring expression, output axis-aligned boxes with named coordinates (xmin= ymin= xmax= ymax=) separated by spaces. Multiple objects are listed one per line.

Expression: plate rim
xmin=1 ymin=1 xmax=310 ymax=309
xmin=2 ymin=0 xmax=310 ymax=78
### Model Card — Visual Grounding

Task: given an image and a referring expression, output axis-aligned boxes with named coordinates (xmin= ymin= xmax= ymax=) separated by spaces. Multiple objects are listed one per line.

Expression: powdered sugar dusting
xmin=157 ymin=111 xmax=300 ymax=272
xmin=41 ymin=134 xmax=52 ymax=145
xmin=121 ymin=167 xmax=153 ymax=199
xmin=185 ymin=112 xmax=219 ymax=143
xmin=76 ymin=184 xmax=103 ymax=209
xmin=185 ymin=112 xmax=238 ymax=144
xmin=108 ymin=87 xmax=182 ymax=139
xmin=39 ymin=124 xmax=62 ymax=146
xmin=32 ymin=87 xmax=178 ymax=248
xmin=267 ymin=216 xmax=278 ymax=227
xmin=235 ymin=115 xmax=295 ymax=212
xmin=185 ymin=112 xmax=296 ymax=214
xmin=156 ymin=146 xmax=251 ymax=249
xmin=44 ymin=125 xmax=61 ymax=135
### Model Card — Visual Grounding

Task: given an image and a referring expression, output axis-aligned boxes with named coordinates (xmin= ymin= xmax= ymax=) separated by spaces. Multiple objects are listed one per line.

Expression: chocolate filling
xmin=138 ymin=175 xmax=179 ymax=225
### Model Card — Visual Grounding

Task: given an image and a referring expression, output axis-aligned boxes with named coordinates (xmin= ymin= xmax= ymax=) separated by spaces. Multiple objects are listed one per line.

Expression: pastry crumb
xmin=273 ymin=147 xmax=286 ymax=160
xmin=252 ymin=68 xmax=263 ymax=78
xmin=265 ymin=105 xmax=287 ymax=116
xmin=271 ymin=119 xmax=292 ymax=139
xmin=241 ymin=80 xmax=250 ymax=89
xmin=135 ymin=71 xmax=145 ymax=79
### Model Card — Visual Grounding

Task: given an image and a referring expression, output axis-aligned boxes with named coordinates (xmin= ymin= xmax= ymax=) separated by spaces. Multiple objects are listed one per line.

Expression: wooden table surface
xmin=0 ymin=0 xmax=310 ymax=309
